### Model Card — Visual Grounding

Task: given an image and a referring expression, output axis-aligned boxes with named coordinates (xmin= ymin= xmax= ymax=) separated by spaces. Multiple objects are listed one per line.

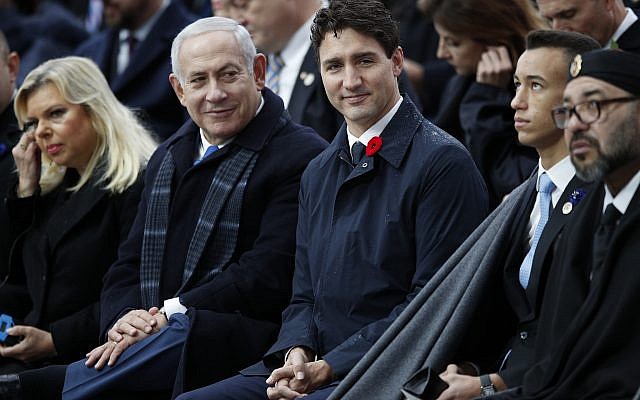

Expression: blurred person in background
xmin=75 ymin=0 xmax=196 ymax=139
xmin=426 ymin=0 xmax=546 ymax=208
xmin=537 ymin=0 xmax=640 ymax=52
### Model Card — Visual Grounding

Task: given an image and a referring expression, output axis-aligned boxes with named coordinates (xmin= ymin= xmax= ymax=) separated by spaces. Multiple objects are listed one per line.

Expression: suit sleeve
xmin=321 ymin=145 xmax=490 ymax=377
xmin=460 ymin=82 xmax=537 ymax=204
xmin=260 ymin=172 xmax=318 ymax=368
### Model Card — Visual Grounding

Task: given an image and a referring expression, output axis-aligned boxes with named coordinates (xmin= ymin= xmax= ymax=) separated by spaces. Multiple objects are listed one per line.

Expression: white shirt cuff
xmin=162 ymin=297 xmax=187 ymax=319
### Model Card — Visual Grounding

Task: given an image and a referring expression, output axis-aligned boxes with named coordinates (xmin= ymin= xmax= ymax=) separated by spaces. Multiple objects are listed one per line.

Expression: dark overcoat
xmin=100 ymin=89 xmax=327 ymax=393
xmin=3 ymin=170 xmax=143 ymax=363
xmin=246 ymin=97 xmax=489 ymax=379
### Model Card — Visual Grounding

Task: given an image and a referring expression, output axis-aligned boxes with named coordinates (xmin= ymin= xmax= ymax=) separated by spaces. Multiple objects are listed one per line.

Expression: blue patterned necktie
xmin=194 ymin=145 xmax=219 ymax=165
xmin=519 ymin=172 xmax=555 ymax=289
xmin=266 ymin=54 xmax=285 ymax=95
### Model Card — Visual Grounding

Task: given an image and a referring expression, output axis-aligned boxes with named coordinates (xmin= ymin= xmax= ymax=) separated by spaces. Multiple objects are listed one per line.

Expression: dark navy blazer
xmin=252 ymin=97 xmax=489 ymax=378
xmin=75 ymin=0 xmax=196 ymax=140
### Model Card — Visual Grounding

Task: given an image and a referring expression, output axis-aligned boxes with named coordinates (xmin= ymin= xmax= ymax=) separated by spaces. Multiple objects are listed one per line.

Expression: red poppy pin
xmin=366 ymin=136 xmax=382 ymax=157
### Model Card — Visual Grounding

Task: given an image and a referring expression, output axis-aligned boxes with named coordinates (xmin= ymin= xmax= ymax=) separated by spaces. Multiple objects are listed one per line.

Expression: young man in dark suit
xmin=175 ymin=1 xmax=488 ymax=399
xmin=75 ymin=0 xmax=196 ymax=139
xmin=436 ymin=30 xmax=601 ymax=399
xmin=499 ymin=48 xmax=640 ymax=399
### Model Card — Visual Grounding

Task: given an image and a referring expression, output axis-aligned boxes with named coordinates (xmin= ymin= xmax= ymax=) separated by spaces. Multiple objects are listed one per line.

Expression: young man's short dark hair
xmin=526 ymin=29 xmax=601 ymax=65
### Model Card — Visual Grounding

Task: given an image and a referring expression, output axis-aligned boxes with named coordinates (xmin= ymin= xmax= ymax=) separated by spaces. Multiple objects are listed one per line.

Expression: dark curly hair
xmin=310 ymin=0 xmax=399 ymax=61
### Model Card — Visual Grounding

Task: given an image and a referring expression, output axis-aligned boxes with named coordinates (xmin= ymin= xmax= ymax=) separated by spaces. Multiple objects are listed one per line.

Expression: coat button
xmin=42 ymin=274 xmax=46 ymax=281
xmin=520 ymin=331 xmax=528 ymax=340
xmin=362 ymin=162 xmax=368 ymax=168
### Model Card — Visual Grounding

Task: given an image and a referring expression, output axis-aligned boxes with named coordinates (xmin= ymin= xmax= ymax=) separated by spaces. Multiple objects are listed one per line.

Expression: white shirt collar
xmin=346 ymin=97 xmax=403 ymax=152
xmin=537 ymin=156 xmax=575 ymax=207
xmin=196 ymin=95 xmax=265 ymax=159
xmin=603 ymin=168 xmax=640 ymax=214
xmin=608 ymin=8 xmax=638 ymax=46
xmin=271 ymin=14 xmax=315 ymax=108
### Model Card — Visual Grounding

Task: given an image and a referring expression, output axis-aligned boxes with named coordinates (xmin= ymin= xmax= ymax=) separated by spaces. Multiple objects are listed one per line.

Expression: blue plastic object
xmin=0 ymin=314 xmax=14 ymax=343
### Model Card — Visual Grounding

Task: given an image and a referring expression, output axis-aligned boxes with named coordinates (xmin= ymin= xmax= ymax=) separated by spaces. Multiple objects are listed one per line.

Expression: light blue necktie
xmin=266 ymin=54 xmax=285 ymax=95
xmin=194 ymin=145 xmax=219 ymax=165
xmin=519 ymin=173 xmax=555 ymax=288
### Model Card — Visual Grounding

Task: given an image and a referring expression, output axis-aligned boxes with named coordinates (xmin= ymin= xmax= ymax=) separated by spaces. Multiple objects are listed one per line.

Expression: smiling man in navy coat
xmin=175 ymin=1 xmax=488 ymax=399
xmin=75 ymin=0 xmax=196 ymax=139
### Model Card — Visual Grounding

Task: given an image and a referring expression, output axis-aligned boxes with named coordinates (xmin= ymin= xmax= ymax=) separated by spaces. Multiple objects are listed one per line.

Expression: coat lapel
xmin=46 ymin=172 xmax=108 ymax=251
xmin=525 ymin=176 xmax=591 ymax=311
xmin=341 ymin=98 xmax=421 ymax=187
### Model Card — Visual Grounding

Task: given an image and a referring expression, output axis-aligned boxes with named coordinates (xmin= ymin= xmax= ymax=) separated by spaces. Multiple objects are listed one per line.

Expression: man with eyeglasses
xmin=496 ymin=48 xmax=640 ymax=399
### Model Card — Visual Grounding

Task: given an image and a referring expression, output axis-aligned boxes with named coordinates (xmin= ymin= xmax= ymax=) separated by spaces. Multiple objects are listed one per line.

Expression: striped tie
xmin=519 ymin=173 xmax=555 ymax=288
xmin=266 ymin=54 xmax=285 ymax=94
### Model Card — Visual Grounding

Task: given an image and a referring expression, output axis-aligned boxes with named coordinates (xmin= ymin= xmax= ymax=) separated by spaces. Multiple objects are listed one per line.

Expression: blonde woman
xmin=0 ymin=56 xmax=156 ymax=372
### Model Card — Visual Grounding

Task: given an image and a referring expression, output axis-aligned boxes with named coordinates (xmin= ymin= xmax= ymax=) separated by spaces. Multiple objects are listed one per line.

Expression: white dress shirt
xmin=346 ymin=97 xmax=403 ymax=158
xmin=603 ymin=169 xmax=640 ymax=215
xmin=524 ymin=156 xmax=575 ymax=247
xmin=608 ymin=7 xmax=639 ymax=48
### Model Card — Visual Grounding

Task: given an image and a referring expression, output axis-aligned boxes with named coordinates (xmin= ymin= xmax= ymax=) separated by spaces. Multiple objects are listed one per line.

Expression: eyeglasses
xmin=551 ymin=97 xmax=640 ymax=129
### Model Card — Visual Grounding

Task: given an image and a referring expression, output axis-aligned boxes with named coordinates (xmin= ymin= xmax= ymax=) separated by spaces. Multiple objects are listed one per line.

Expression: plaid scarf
xmin=139 ymin=145 xmax=258 ymax=309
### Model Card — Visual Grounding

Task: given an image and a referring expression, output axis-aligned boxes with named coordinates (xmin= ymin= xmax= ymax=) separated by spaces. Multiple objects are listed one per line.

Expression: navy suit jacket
xmin=245 ymin=96 xmax=488 ymax=378
xmin=75 ymin=0 xmax=195 ymax=140
xmin=100 ymin=89 xmax=327 ymax=391
xmin=498 ymin=173 xmax=591 ymax=386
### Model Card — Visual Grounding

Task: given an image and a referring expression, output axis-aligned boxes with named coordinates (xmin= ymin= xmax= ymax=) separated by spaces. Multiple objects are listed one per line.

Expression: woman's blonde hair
xmin=15 ymin=56 xmax=157 ymax=194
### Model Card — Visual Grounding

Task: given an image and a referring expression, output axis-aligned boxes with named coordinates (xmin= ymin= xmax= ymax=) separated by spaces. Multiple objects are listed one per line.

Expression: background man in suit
xmin=0 ymin=30 xmax=24 ymax=319
xmin=498 ymin=48 xmax=640 ymax=399
xmin=229 ymin=0 xmax=342 ymax=141
xmin=175 ymin=1 xmax=488 ymax=399
xmin=537 ymin=0 xmax=640 ymax=52
xmin=436 ymin=30 xmax=600 ymax=399
xmin=75 ymin=0 xmax=196 ymax=139
xmin=60 ymin=16 xmax=326 ymax=399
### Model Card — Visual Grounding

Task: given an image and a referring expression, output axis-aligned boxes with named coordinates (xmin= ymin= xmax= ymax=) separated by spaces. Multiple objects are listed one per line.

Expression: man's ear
xmin=253 ymin=53 xmax=267 ymax=90
xmin=169 ymin=73 xmax=186 ymax=106
xmin=391 ymin=46 xmax=404 ymax=77
xmin=7 ymin=51 xmax=19 ymax=88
